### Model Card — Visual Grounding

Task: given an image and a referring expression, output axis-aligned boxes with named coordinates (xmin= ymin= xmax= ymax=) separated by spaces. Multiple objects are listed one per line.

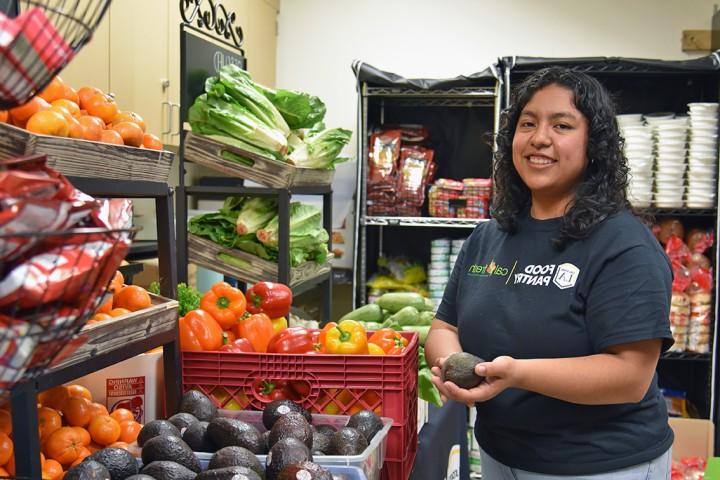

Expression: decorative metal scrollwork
xmin=181 ymin=0 xmax=244 ymax=48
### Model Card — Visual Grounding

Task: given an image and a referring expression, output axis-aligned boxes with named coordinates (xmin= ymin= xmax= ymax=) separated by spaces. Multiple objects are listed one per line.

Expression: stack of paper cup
xmin=686 ymin=103 xmax=718 ymax=208
xmin=428 ymin=239 xmax=451 ymax=308
xmin=449 ymin=239 xmax=465 ymax=271
xmin=618 ymin=114 xmax=653 ymax=207
xmin=646 ymin=113 xmax=688 ymax=208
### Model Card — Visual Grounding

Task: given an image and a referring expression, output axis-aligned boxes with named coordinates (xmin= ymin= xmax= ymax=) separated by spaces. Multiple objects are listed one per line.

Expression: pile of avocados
xmin=82 ymin=389 xmax=385 ymax=480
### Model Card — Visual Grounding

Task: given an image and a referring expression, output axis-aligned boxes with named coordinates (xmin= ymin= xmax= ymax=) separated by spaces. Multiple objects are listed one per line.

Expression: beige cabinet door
xmin=109 ymin=0 xmax=170 ymax=142
xmin=239 ymin=0 xmax=278 ymax=87
xmin=58 ymin=9 xmax=111 ymax=92
xmin=167 ymin=0 xmax=183 ymax=146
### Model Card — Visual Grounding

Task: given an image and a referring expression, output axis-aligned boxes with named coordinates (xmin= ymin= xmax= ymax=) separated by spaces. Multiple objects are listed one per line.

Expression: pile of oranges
xmin=0 ymin=384 xmax=143 ymax=479
xmin=0 ymin=76 xmax=163 ymax=150
xmin=87 ymin=271 xmax=153 ymax=326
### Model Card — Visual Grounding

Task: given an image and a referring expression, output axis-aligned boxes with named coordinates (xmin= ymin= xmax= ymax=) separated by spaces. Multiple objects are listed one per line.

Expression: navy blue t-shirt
xmin=436 ymin=210 xmax=674 ymax=475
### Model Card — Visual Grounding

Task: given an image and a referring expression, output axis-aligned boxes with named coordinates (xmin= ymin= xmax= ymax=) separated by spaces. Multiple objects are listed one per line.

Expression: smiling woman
xmin=425 ymin=67 xmax=674 ymax=479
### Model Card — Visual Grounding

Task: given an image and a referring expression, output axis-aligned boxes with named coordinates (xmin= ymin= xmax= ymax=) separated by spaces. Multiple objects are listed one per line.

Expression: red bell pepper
xmin=200 ymin=282 xmax=247 ymax=330
xmin=253 ymin=379 xmax=296 ymax=401
xmin=246 ymin=282 xmax=292 ymax=318
xmin=267 ymin=327 xmax=316 ymax=354
xmin=289 ymin=380 xmax=311 ymax=398
xmin=220 ymin=338 xmax=255 ymax=353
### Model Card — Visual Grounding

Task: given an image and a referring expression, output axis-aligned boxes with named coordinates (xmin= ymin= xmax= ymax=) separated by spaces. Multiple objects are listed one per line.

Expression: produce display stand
xmin=177 ymin=132 xmax=334 ymax=323
xmin=9 ymin=175 xmax=182 ymax=479
xmin=503 ymin=54 xmax=720 ymax=452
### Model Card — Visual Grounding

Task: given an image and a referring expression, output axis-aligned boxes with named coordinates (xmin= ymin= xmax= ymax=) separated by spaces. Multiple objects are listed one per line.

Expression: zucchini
xmin=339 ymin=303 xmax=383 ymax=323
xmin=376 ymin=292 xmax=426 ymax=313
xmin=401 ymin=326 xmax=430 ymax=345
xmin=421 ymin=297 xmax=436 ymax=312
xmin=418 ymin=311 xmax=435 ymax=326
xmin=388 ymin=306 xmax=420 ymax=326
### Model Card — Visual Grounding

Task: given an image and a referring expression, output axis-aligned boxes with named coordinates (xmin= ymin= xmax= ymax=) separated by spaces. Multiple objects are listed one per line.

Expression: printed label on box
xmin=106 ymin=376 xmax=145 ymax=423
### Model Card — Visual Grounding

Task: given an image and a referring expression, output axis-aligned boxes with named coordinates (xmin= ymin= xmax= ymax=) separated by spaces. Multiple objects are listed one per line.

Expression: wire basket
xmin=0 ymin=226 xmax=133 ymax=401
xmin=0 ymin=0 xmax=112 ymax=109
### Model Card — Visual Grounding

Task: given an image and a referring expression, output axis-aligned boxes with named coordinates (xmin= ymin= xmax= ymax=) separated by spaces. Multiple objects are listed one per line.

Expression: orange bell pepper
xmin=200 ymin=282 xmax=246 ymax=330
xmin=234 ymin=312 xmax=274 ymax=353
xmin=324 ymin=320 xmax=368 ymax=355
xmin=179 ymin=309 xmax=223 ymax=351
xmin=368 ymin=328 xmax=409 ymax=355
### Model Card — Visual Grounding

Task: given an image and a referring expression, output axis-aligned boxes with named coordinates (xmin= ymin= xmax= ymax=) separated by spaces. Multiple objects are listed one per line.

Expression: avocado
xmin=311 ymin=425 xmax=335 ymax=455
xmin=179 ymin=389 xmax=218 ymax=422
xmin=268 ymin=411 xmax=313 ymax=449
xmin=262 ymin=430 xmax=271 ymax=452
xmin=195 ymin=466 xmax=262 ymax=480
xmin=441 ymin=352 xmax=485 ymax=389
xmin=346 ymin=410 xmax=383 ymax=443
xmin=65 ymin=460 xmax=110 ymax=480
xmin=137 ymin=420 xmax=182 ymax=447
xmin=86 ymin=447 xmax=139 ymax=480
xmin=182 ymin=420 xmax=216 ymax=452
xmin=277 ymin=461 xmax=333 ymax=480
xmin=329 ymin=427 xmax=368 ymax=456
xmin=125 ymin=476 xmax=157 ymax=480
xmin=141 ymin=461 xmax=196 ymax=480
xmin=208 ymin=446 xmax=264 ymax=478
xmin=262 ymin=399 xmax=312 ymax=430
xmin=141 ymin=435 xmax=201 ymax=473
xmin=207 ymin=417 xmax=264 ymax=453
xmin=168 ymin=412 xmax=199 ymax=432
xmin=265 ymin=437 xmax=313 ymax=480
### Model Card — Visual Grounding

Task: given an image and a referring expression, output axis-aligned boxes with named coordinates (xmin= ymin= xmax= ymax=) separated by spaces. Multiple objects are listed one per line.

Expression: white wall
xmin=276 ymin=0 xmax=717 ymax=266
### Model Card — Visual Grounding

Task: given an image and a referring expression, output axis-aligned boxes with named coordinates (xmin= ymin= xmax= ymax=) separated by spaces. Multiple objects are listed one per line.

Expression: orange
xmin=90 ymin=313 xmax=111 ymax=322
xmin=0 ymin=410 xmax=10 ymax=436
xmin=66 ymin=115 xmax=84 ymax=139
xmin=38 ymin=407 xmax=62 ymax=441
xmin=62 ymin=85 xmax=79 ymax=105
xmin=108 ymin=308 xmax=131 ymax=317
xmin=100 ymin=129 xmax=124 ymax=145
xmin=88 ymin=403 xmax=109 ymax=418
xmin=0 ymin=111 xmax=7 ymax=123
xmin=113 ymin=286 xmax=151 ymax=312
xmin=38 ymin=77 xmax=66 ymax=103
xmin=87 ymin=415 xmax=120 ymax=446
xmin=61 ymin=396 xmax=91 ymax=427
xmin=85 ymin=93 xmax=118 ymax=123
xmin=71 ymin=427 xmax=90 ymax=447
xmin=26 ymin=110 xmax=70 ymax=137
xmin=77 ymin=115 xmax=104 ymax=141
xmin=77 ymin=86 xmax=103 ymax=110
xmin=109 ymin=408 xmax=134 ymax=424
xmin=96 ymin=296 xmax=113 ymax=315
xmin=43 ymin=426 xmax=83 ymax=465
xmin=9 ymin=96 xmax=51 ymax=125
xmin=41 ymin=458 xmax=63 ymax=480
xmin=51 ymin=99 xmax=80 ymax=117
xmin=0 ymin=432 xmax=12 ymax=466
xmin=142 ymin=133 xmax=163 ymax=150
xmin=112 ymin=122 xmax=143 ymax=147
xmin=0 ymin=467 xmax=8 ymax=476
xmin=118 ymin=420 xmax=142 ymax=443
xmin=109 ymin=271 xmax=124 ymax=294
xmin=39 ymin=386 xmax=69 ymax=411
xmin=111 ymin=111 xmax=145 ymax=132
xmin=108 ymin=441 xmax=129 ymax=450
xmin=66 ymin=385 xmax=92 ymax=402
xmin=87 ymin=442 xmax=103 ymax=453
xmin=69 ymin=445 xmax=90 ymax=467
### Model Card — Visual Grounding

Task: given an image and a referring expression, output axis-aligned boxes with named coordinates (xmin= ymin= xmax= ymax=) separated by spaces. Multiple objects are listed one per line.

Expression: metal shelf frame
xmin=363 ymin=216 xmax=489 ymax=228
xmin=10 ymin=177 xmax=181 ymax=480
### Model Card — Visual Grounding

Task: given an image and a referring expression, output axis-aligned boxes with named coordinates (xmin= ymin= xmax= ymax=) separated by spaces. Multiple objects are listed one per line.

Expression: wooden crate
xmin=188 ymin=233 xmax=332 ymax=288
xmin=183 ymin=131 xmax=334 ymax=188
xmin=48 ymin=294 xmax=178 ymax=371
xmin=0 ymin=122 xmax=174 ymax=182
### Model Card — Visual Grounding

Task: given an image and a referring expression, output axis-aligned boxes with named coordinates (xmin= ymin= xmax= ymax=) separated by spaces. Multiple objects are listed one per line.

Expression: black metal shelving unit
xmin=503 ymin=54 xmax=720 ymax=452
xmin=10 ymin=177 xmax=181 ymax=479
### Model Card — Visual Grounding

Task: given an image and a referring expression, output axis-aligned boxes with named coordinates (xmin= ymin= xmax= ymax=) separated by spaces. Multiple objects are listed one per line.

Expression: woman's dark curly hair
xmin=491 ymin=66 xmax=630 ymax=250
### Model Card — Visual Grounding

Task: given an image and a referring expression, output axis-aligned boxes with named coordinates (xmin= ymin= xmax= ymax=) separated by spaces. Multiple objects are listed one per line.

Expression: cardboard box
xmin=71 ymin=351 xmax=164 ymax=424
xmin=669 ymin=417 xmax=714 ymax=460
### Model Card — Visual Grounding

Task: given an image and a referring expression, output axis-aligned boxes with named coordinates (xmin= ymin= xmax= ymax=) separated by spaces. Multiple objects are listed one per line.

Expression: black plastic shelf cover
xmin=351 ymin=60 xmax=499 ymax=89
xmin=503 ymin=53 xmax=720 ymax=74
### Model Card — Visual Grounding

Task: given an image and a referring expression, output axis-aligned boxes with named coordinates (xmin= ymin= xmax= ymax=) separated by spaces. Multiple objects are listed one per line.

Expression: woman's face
xmin=512 ymin=84 xmax=589 ymax=202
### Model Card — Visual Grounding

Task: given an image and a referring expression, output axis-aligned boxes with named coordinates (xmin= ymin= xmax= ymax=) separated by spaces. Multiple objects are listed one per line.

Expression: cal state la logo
xmin=552 ymin=263 xmax=579 ymax=289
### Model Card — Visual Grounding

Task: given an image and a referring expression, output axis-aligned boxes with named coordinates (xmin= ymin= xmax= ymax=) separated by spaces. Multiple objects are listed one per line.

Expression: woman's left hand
xmin=430 ymin=356 xmax=518 ymax=406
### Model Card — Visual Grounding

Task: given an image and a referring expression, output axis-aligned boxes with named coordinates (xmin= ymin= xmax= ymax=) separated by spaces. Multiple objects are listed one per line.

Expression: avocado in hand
xmin=441 ymin=352 xmax=485 ymax=389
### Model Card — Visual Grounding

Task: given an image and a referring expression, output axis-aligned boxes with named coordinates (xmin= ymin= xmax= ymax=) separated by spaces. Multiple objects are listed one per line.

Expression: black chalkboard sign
xmin=180 ymin=24 xmax=246 ymax=124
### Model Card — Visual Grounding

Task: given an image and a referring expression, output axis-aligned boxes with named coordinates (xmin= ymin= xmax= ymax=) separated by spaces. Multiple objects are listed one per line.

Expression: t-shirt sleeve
xmin=435 ymin=239 xmax=468 ymax=326
xmin=585 ymin=244 xmax=674 ymax=352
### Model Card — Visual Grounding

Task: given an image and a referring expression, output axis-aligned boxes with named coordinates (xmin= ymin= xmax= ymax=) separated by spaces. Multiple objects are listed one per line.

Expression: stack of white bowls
xmin=618 ymin=114 xmax=653 ymax=207
xmin=646 ymin=113 xmax=688 ymax=208
xmin=428 ymin=239 xmax=451 ymax=309
xmin=686 ymin=103 xmax=718 ymax=208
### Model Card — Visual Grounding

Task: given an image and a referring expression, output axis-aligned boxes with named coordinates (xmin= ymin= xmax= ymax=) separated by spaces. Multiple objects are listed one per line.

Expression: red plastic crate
xmin=181 ymin=331 xmax=419 ymax=480
xmin=384 ymin=448 xmax=417 ymax=480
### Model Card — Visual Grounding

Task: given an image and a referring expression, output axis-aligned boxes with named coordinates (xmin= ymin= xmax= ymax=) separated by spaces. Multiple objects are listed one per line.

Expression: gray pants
xmin=480 ymin=448 xmax=671 ymax=480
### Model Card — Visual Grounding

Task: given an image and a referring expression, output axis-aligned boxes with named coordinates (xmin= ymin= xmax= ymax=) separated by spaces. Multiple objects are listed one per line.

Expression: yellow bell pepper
xmin=368 ymin=343 xmax=385 ymax=355
xmin=324 ymin=320 xmax=368 ymax=354
xmin=271 ymin=316 xmax=288 ymax=333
